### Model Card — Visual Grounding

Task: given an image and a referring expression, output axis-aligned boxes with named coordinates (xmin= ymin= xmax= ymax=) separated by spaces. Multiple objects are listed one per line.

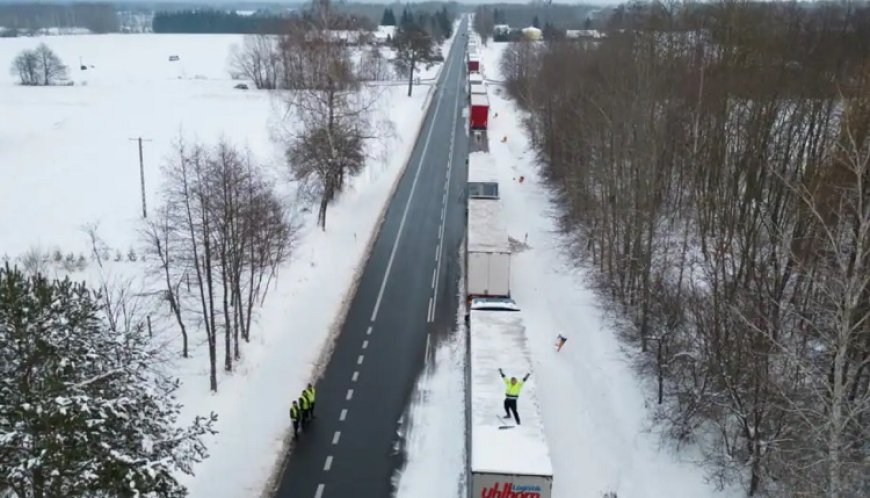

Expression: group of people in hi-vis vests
xmin=499 ymin=368 xmax=531 ymax=424
xmin=289 ymin=383 xmax=316 ymax=439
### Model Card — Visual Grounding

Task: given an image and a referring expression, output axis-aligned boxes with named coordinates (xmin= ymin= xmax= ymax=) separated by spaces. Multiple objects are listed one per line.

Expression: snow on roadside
xmin=482 ymin=43 xmax=741 ymax=498
xmin=393 ymin=322 xmax=467 ymax=498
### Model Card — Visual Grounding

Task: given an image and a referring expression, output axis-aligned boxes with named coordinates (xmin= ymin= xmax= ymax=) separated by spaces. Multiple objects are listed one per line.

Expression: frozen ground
xmin=0 ymin=34 xmax=279 ymax=257
xmin=0 ymin=32 xmax=454 ymax=497
xmin=396 ymin=40 xmax=743 ymax=498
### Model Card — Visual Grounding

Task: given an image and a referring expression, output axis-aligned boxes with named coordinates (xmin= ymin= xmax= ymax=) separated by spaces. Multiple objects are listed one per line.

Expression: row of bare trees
xmin=231 ymin=1 xmax=443 ymax=229
xmin=145 ymin=140 xmax=293 ymax=392
xmin=503 ymin=2 xmax=870 ymax=496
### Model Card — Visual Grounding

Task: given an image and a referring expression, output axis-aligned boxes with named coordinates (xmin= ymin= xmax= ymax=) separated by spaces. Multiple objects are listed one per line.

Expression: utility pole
xmin=129 ymin=137 xmax=152 ymax=218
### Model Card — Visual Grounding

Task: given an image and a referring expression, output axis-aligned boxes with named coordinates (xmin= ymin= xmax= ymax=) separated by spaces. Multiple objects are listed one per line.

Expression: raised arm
xmin=523 ymin=373 xmax=530 ymax=382
xmin=498 ymin=368 xmax=505 ymax=378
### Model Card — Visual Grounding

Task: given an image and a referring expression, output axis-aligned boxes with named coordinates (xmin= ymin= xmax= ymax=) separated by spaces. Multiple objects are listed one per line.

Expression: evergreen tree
xmin=437 ymin=7 xmax=452 ymax=39
xmin=400 ymin=7 xmax=414 ymax=29
xmin=381 ymin=7 xmax=396 ymax=26
xmin=0 ymin=265 xmax=217 ymax=497
xmin=392 ymin=24 xmax=438 ymax=97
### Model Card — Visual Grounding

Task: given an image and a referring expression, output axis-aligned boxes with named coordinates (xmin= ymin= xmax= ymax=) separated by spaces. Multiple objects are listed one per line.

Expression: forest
xmin=0 ymin=2 xmax=118 ymax=34
xmin=500 ymin=1 xmax=870 ymax=496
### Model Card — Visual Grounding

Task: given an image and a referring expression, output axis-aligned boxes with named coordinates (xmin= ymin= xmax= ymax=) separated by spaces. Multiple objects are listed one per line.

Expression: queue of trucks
xmin=463 ymin=29 xmax=554 ymax=498
xmin=466 ymin=38 xmax=490 ymax=131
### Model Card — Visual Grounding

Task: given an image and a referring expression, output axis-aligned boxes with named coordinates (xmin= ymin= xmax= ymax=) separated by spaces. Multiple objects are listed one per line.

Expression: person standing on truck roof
xmin=303 ymin=383 xmax=316 ymax=420
xmin=499 ymin=368 xmax=530 ymax=424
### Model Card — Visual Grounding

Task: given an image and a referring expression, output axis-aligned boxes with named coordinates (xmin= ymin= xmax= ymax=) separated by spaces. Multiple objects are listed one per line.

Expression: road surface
xmin=272 ymin=20 xmax=470 ymax=498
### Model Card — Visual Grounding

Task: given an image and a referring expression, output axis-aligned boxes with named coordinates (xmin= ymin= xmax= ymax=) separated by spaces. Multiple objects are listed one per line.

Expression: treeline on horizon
xmin=152 ymin=9 xmax=292 ymax=34
xmin=152 ymin=2 xmax=458 ymax=35
xmin=0 ymin=2 xmax=118 ymax=34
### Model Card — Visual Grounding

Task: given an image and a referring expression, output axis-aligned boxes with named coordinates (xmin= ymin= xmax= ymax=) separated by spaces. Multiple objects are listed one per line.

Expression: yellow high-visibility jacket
xmin=304 ymin=386 xmax=316 ymax=403
xmin=504 ymin=379 xmax=524 ymax=398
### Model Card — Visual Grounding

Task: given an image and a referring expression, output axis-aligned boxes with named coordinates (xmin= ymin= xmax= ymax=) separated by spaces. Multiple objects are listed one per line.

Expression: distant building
xmin=374 ymin=25 xmax=396 ymax=45
xmin=521 ymin=26 xmax=542 ymax=41
xmin=565 ymin=29 xmax=606 ymax=40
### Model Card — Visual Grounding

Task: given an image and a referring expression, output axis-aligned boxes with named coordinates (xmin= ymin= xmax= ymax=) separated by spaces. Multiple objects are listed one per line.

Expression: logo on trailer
xmin=481 ymin=482 xmax=542 ymax=498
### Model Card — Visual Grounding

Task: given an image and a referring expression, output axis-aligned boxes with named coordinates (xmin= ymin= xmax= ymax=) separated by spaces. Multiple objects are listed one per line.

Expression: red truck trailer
xmin=470 ymin=94 xmax=489 ymax=130
xmin=467 ymin=56 xmax=480 ymax=73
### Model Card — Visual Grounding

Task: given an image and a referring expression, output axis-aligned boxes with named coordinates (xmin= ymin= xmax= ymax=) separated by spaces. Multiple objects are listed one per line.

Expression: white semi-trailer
xmin=467 ymin=151 xmax=499 ymax=199
xmin=467 ymin=197 xmax=511 ymax=298
xmin=467 ymin=302 xmax=554 ymax=498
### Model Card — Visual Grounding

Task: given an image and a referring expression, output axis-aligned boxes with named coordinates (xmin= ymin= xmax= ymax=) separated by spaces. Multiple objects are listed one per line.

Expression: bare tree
xmin=283 ymin=25 xmax=376 ymax=230
xmin=473 ymin=6 xmax=495 ymax=45
xmin=143 ymin=207 xmax=190 ymax=358
xmin=152 ymin=138 xmax=293 ymax=390
xmin=10 ymin=48 xmax=38 ymax=85
xmin=229 ymin=34 xmax=281 ymax=89
xmin=358 ymin=44 xmax=392 ymax=81
xmin=34 ymin=43 xmax=66 ymax=85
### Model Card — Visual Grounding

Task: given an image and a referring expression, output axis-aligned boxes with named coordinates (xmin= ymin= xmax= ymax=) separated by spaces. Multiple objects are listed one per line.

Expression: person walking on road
xmin=290 ymin=400 xmax=301 ymax=438
xmin=298 ymin=395 xmax=311 ymax=429
xmin=303 ymin=383 xmax=316 ymax=420
xmin=499 ymin=368 xmax=530 ymax=425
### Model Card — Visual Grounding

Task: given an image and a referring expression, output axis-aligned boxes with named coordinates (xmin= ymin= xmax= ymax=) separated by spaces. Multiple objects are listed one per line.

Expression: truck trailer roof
xmin=470 ymin=83 xmax=487 ymax=95
xmin=469 ymin=309 xmax=554 ymax=477
xmin=470 ymin=93 xmax=489 ymax=107
xmin=468 ymin=198 xmax=510 ymax=253
xmin=468 ymin=151 xmax=499 ymax=184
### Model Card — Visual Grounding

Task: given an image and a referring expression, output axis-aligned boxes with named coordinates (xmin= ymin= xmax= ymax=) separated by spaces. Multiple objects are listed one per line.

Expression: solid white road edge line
xmin=369 ymin=45 xmax=456 ymax=323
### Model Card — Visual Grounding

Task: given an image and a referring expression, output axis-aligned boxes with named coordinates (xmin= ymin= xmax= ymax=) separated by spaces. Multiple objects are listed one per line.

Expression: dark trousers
xmin=301 ymin=409 xmax=310 ymax=428
xmin=308 ymin=401 xmax=315 ymax=419
xmin=503 ymin=397 xmax=520 ymax=424
xmin=292 ymin=419 xmax=300 ymax=437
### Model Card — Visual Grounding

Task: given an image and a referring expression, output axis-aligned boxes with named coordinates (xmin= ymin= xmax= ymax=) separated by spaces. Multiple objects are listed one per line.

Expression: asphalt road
xmin=272 ymin=20 xmax=470 ymax=498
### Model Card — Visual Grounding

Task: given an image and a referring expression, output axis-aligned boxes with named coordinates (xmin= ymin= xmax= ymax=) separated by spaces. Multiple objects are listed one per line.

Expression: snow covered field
xmin=396 ymin=41 xmax=742 ymax=498
xmin=1 ymin=31 xmax=454 ymax=497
